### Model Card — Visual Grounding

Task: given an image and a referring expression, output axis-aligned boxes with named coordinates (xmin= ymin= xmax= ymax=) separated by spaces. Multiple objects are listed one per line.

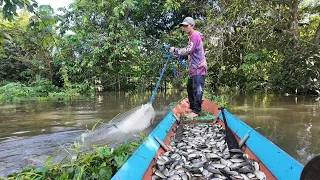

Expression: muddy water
xmin=0 ymin=91 xmax=185 ymax=177
xmin=226 ymin=94 xmax=320 ymax=165
xmin=0 ymin=92 xmax=319 ymax=177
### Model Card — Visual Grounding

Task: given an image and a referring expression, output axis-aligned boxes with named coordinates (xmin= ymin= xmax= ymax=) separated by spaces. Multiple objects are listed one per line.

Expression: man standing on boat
xmin=170 ymin=17 xmax=207 ymax=118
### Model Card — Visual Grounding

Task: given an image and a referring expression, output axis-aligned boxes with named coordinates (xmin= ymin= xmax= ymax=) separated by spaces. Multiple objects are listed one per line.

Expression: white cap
xmin=180 ymin=17 xmax=195 ymax=26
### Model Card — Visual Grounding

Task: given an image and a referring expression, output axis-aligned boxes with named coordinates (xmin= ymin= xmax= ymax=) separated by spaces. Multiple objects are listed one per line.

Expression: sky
xmin=37 ymin=0 xmax=74 ymax=11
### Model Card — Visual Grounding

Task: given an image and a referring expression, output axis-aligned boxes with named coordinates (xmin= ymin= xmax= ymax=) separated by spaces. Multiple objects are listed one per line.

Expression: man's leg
xmin=192 ymin=75 xmax=205 ymax=114
xmin=187 ymin=77 xmax=194 ymax=111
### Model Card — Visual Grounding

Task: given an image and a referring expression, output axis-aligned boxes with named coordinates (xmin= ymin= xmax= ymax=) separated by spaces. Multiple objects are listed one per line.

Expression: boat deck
xmin=181 ymin=110 xmax=216 ymax=124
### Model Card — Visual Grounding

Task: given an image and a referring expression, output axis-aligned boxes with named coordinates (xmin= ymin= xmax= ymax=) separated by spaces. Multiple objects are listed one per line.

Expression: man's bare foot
xmin=186 ymin=112 xmax=198 ymax=118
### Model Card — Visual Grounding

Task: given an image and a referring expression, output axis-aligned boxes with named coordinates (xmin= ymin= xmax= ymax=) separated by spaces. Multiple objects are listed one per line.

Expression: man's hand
xmin=170 ymin=47 xmax=175 ymax=53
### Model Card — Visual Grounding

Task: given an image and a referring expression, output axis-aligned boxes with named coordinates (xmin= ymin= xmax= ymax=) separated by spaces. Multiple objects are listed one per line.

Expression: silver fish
xmin=225 ymin=170 xmax=239 ymax=176
xmin=187 ymin=153 xmax=198 ymax=160
xmin=254 ymin=161 xmax=260 ymax=171
xmin=240 ymin=173 xmax=250 ymax=180
xmin=180 ymin=173 xmax=188 ymax=180
xmin=168 ymin=174 xmax=182 ymax=180
xmin=239 ymin=166 xmax=252 ymax=173
xmin=157 ymin=159 xmax=166 ymax=165
xmin=230 ymin=162 xmax=242 ymax=170
xmin=230 ymin=158 xmax=244 ymax=163
xmin=155 ymin=170 xmax=166 ymax=178
xmin=226 ymin=160 xmax=233 ymax=167
xmin=152 ymin=175 xmax=160 ymax=180
xmin=229 ymin=149 xmax=243 ymax=153
xmin=247 ymin=173 xmax=256 ymax=178
xmin=202 ymin=169 xmax=209 ymax=176
xmin=176 ymin=168 xmax=185 ymax=174
xmin=202 ymin=149 xmax=212 ymax=153
xmin=171 ymin=153 xmax=179 ymax=159
xmin=254 ymin=170 xmax=266 ymax=180
xmin=157 ymin=164 xmax=165 ymax=171
xmin=177 ymin=142 xmax=185 ymax=148
xmin=214 ymin=174 xmax=227 ymax=179
xmin=161 ymin=155 xmax=170 ymax=162
xmin=153 ymin=123 xmax=267 ymax=180
xmin=206 ymin=153 xmax=221 ymax=159
xmin=162 ymin=168 xmax=169 ymax=177
xmin=211 ymin=163 xmax=226 ymax=169
xmin=206 ymin=166 xmax=222 ymax=174
xmin=169 ymin=169 xmax=176 ymax=176
xmin=192 ymin=161 xmax=206 ymax=168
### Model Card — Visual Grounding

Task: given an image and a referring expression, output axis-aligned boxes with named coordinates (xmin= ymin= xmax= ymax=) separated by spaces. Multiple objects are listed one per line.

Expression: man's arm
xmin=173 ymin=34 xmax=200 ymax=56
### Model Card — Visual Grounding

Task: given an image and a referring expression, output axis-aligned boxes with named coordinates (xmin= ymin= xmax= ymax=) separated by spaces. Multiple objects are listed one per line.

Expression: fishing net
xmin=81 ymin=103 xmax=155 ymax=148
xmin=81 ymin=45 xmax=173 ymax=149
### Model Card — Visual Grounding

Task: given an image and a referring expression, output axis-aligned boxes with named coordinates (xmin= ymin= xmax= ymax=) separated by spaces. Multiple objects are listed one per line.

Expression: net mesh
xmin=81 ymin=103 xmax=155 ymax=147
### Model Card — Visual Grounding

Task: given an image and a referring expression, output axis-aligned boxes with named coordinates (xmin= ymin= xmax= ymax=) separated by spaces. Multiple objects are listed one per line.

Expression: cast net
xmin=81 ymin=103 xmax=155 ymax=148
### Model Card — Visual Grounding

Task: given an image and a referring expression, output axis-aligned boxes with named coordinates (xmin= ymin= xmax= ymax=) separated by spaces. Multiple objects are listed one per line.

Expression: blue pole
xmin=148 ymin=55 xmax=171 ymax=104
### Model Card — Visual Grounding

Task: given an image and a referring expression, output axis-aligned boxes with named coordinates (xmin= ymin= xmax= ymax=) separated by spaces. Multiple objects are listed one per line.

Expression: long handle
xmin=219 ymin=107 xmax=228 ymax=127
xmin=148 ymin=55 xmax=171 ymax=104
xmin=218 ymin=107 xmax=240 ymax=150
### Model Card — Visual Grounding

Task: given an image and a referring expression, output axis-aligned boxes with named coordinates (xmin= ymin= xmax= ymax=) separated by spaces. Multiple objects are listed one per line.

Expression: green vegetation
xmin=0 ymin=0 xmax=319 ymax=102
xmin=2 ymin=141 xmax=141 ymax=180
xmin=4 ymin=0 xmax=320 ymax=178
xmin=183 ymin=110 xmax=216 ymax=121
xmin=203 ymin=91 xmax=231 ymax=108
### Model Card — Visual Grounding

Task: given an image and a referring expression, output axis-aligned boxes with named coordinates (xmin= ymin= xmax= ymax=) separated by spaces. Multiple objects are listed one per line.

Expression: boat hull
xmin=112 ymin=98 xmax=303 ymax=180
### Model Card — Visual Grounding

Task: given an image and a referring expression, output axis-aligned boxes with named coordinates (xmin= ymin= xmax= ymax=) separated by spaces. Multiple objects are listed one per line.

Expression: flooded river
xmin=0 ymin=91 xmax=319 ymax=177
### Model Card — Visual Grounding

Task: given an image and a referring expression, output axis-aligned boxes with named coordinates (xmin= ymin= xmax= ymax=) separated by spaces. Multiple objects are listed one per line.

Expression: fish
xmin=230 ymin=158 xmax=245 ymax=163
xmin=153 ymin=123 xmax=267 ymax=180
xmin=154 ymin=170 xmax=166 ymax=178
xmin=211 ymin=163 xmax=226 ymax=169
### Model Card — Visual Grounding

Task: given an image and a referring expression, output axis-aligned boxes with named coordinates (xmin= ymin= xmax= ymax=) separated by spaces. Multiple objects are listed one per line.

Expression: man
xmin=170 ymin=17 xmax=207 ymax=118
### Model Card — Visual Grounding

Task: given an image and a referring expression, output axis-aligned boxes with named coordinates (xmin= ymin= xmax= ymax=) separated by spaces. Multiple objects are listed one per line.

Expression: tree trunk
xmin=165 ymin=80 xmax=167 ymax=92
xmin=118 ymin=75 xmax=120 ymax=92
xmin=289 ymin=0 xmax=300 ymax=40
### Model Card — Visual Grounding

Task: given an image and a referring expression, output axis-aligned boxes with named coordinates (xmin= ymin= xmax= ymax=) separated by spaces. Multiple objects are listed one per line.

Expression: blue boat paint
xmin=111 ymin=111 xmax=176 ymax=180
xmin=218 ymin=110 xmax=304 ymax=180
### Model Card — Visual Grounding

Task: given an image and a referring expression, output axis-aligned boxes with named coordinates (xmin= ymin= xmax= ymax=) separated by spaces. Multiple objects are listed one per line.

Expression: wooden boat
xmin=111 ymin=98 xmax=304 ymax=180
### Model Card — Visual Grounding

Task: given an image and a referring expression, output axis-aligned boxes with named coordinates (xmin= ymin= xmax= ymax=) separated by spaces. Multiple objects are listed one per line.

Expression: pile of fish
xmin=152 ymin=124 xmax=267 ymax=180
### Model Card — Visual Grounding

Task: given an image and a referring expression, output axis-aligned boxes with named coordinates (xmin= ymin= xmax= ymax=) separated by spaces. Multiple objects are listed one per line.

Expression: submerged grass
xmin=1 ymin=139 xmax=143 ymax=180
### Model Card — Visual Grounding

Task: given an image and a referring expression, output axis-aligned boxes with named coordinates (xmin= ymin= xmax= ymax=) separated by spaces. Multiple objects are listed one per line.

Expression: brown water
xmin=225 ymin=94 xmax=320 ymax=166
xmin=0 ymin=91 xmax=319 ymax=177
xmin=0 ymin=91 xmax=185 ymax=177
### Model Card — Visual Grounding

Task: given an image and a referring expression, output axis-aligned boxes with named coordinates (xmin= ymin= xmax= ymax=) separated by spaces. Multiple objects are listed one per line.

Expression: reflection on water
xmin=227 ymin=94 xmax=320 ymax=165
xmin=0 ymin=90 xmax=186 ymax=177
xmin=0 ymin=92 xmax=319 ymax=177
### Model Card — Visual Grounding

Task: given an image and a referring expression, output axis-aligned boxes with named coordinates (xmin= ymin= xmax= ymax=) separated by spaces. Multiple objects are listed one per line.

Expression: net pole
xmin=148 ymin=55 xmax=171 ymax=104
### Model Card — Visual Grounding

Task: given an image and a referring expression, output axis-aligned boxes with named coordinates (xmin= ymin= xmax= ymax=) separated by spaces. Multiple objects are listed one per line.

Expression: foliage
xmin=1 ymin=0 xmax=320 ymax=100
xmin=0 ymin=81 xmax=84 ymax=102
xmin=202 ymin=0 xmax=320 ymax=95
xmin=0 ymin=82 xmax=37 ymax=102
xmin=203 ymin=91 xmax=230 ymax=108
xmin=3 ymin=141 xmax=141 ymax=180
xmin=0 ymin=0 xmax=38 ymax=21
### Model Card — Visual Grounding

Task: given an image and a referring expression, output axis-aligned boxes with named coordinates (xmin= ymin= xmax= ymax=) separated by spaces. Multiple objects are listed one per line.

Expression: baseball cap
xmin=180 ymin=17 xmax=195 ymax=26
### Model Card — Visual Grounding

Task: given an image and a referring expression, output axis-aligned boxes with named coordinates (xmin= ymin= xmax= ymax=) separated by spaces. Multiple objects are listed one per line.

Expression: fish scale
xmin=153 ymin=124 xmax=266 ymax=180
